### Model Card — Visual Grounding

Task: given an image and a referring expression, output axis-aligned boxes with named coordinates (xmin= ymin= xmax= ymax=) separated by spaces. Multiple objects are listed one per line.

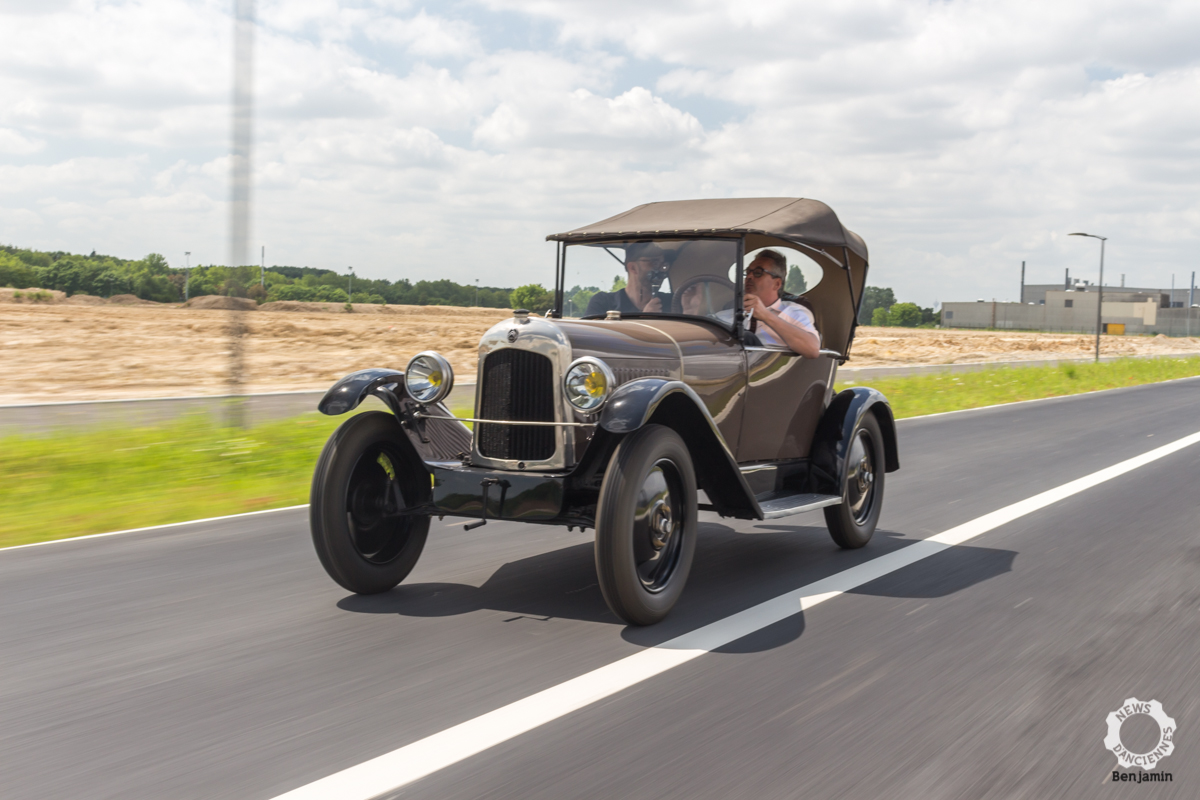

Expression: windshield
xmin=561 ymin=238 xmax=740 ymax=323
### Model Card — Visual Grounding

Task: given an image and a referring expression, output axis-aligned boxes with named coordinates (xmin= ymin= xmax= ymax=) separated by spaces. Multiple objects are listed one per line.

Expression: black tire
xmin=824 ymin=411 xmax=885 ymax=549
xmin=310 ymin=411 xmax=431 ymax=594
xmin=595 ymin=424 xmax=698 ymax=625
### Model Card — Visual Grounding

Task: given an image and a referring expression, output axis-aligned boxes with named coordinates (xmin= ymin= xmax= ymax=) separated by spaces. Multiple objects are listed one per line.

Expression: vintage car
xmin=310 ymin=198 xmax=899 ymax=625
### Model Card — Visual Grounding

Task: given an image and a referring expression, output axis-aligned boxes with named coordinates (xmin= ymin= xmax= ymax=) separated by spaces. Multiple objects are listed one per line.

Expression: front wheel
xmin=310 ymin=411 xmax=431 ymax=594
xmin=824 ymin=412 xmax=885 ymax=549
xmin=595 ymin=424 xmax=698 ymax=625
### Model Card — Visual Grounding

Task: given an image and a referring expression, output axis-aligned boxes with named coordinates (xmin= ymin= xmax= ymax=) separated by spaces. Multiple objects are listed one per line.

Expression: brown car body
xmin=312 ymin=198 xmax=900 ymax=624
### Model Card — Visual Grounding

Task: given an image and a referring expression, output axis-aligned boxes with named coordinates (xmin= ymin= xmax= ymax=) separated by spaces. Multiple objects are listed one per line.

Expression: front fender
xmin=318 ymin=368 xmax=408 ymax=415
xmin=811 ymin=387 xmax=900 ymax=493
xmin=599 ymin=379 xmax=761 ymax=519
xmin=318 ymin=368 xmax=472 ymax=463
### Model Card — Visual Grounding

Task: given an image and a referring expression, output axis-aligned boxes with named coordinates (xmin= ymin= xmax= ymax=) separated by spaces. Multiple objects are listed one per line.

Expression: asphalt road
xmin=3 ymin=378 xmax=1199 ymax=799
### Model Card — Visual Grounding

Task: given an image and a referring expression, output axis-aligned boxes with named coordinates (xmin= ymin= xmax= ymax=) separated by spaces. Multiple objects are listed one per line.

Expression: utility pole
xmin=1020 ymin=260 xmax=1025 ymax=303
xmin=184 ymin=251 xmax=191 ymax=301
xmin=226 ymin=0 xmax=255 ymax=428
xmin=260 ymin=245 xmax=265 ymax=288
xmin=475 ymin=278 xmax=479 ymax=307
xmin=1069 ymin=232 xmax=1106 ymax=361
xmin=348 ymin=267 xmax=353 ymax=300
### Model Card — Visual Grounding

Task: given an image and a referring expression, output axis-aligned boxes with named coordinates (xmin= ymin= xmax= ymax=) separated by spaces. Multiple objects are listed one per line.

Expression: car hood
xmin=555 ymin=318 xmax=681 ymax=363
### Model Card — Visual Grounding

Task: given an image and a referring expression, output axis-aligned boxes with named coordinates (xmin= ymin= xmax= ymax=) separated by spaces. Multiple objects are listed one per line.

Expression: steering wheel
xmin=672 ymin=274 xmax=737 ymax=316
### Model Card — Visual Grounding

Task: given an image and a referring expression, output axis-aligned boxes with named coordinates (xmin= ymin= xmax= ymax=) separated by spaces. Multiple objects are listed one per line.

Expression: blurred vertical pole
xmin=227 ymin=0 xmax=254 ymax=427
xmin=1189 ymin=271 xmax=1195 ymax=338
xmin=1019 ymin=260 xmax=1024 ymax=303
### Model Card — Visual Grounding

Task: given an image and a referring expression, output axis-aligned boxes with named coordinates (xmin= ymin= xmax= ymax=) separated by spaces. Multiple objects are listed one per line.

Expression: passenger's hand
xmin=643 ymin=296 xmax=663 ymax=313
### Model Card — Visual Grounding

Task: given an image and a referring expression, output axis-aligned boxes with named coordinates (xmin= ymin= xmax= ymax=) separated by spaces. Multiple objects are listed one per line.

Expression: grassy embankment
xmin=2 ymin=356 xmax=1199 ymax=548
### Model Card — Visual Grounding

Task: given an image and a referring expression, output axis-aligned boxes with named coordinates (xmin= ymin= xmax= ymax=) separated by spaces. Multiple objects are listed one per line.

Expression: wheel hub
xmin=632 ymin=462 xmax=685 ymax=593
xmin=649 ymin=499 xmax=673 ymax=549
xmin=345 ymin=444 xmax=415 ymax=564
xmin=855 ymin=457 xmax=873 ymax=493
xmin=845 ymin=429 xmax=877 ymax=525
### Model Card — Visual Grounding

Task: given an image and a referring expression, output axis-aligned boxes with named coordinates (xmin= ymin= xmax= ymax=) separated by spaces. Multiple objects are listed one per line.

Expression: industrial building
xmin=944 ymin=279 xmax=1198 ymax=335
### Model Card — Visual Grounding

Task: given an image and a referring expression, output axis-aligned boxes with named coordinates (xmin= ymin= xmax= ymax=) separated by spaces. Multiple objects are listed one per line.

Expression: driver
xmin=585 ymin=242 xmax=672 ymax=316
xmin=719 ymin=249 xmax=820 ymax=358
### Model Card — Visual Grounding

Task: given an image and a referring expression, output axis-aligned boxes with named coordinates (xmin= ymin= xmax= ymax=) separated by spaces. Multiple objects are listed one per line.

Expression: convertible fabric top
xmin=546 ymin=197 xmax=868 ymax=261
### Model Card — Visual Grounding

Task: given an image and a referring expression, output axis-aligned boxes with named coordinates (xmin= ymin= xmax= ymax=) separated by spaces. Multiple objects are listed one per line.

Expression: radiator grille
xmin=476 ymin=349 xmax=556 ymax=461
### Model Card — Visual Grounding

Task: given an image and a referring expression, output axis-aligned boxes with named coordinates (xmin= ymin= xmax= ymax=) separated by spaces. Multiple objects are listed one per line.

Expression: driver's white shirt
xmin=717 ymin=298 xmax=819 ymax=347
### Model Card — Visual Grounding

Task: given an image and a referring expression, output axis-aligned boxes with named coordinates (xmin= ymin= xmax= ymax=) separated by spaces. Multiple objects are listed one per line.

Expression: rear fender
xmin=318 ymin=368 xmax=472 ymax=463
xmin=810 ymin=387 xmax=900 ymax=494
xmin=599 ymin=379 xmax=760 ymax=519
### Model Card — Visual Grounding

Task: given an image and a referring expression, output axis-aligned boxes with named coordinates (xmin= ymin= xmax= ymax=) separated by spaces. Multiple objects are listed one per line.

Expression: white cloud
xmin=0 ymin=128 xmax=44 ymax=155
xmin=367 ymin=10 xmax=481 ymax=58
xmin=0 ymin=0 xmax=1198 ymax=303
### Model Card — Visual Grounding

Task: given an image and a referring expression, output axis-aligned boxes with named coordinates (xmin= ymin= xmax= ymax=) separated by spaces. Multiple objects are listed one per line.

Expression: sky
xmin=1 ymin=0 xmax=1199 ymax=307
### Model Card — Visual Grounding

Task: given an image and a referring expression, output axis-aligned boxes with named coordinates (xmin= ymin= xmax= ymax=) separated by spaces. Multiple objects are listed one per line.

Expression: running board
xmin=757 ymin=492 xmax=842 ymax=519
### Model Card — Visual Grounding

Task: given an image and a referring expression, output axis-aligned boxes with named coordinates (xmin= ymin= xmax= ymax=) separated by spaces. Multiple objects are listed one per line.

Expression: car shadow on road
xmin=338 ymin=540 xmax=615 ymax=624
xmin=337 ymin=521 xmax=1017 ymax=654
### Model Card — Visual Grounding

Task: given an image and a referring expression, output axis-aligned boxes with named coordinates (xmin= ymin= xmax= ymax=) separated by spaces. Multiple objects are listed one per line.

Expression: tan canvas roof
xmin=547 ymin=197 xmax=868 ymax=261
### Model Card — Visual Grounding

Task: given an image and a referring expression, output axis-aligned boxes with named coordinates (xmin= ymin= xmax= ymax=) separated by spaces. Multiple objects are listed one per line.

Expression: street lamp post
xmin=1069 ymin=232 xmax=1106 ymax=362
xmin=1189 ymin=271 xmax=1195 ymax=339
xmin=184 ymin=251 xmax=191 ymax=301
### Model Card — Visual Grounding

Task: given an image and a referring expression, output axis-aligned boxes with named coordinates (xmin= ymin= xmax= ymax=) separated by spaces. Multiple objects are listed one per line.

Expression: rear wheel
xmin=310 ymin=411 xmax=430 ymax=594
xmin=824 ymin=412 xmax=885 ymax=549
xmin=595 ymin=425 xmax=697 ymax=625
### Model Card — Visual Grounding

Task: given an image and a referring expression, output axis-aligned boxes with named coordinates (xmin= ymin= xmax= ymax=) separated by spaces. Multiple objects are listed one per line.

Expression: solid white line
xmin=270 ymin=429 xmax=1200 ymax=800
xmin=0 ymin=505 xmax=309 ymax=553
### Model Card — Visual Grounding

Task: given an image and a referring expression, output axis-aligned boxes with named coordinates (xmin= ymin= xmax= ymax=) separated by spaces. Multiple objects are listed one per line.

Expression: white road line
xmin=271 ymin=429 xmax=1200 ymax=800
xmin=0 ymin=505 xmax=308 ymax=553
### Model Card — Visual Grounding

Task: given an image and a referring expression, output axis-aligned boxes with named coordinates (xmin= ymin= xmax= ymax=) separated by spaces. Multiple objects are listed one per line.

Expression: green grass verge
xmin=838 ymin=355 xmax=1200 ymax=419
xmin=3 ymin=356 xmax=1199 ymax=548
xmin=0 ymin=410 xmax=359 ymax=549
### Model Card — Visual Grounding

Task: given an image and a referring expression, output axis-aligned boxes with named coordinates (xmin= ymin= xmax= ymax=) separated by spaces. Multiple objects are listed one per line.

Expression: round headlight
xmin=564 ymin=358 xmax=615 ymax=411
xmin=405 ymin=351 xmax=454 ymax=404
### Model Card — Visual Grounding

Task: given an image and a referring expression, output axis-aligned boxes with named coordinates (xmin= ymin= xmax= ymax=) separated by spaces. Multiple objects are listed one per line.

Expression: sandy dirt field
xmin=1 ymin=298 xmax=1198 ymax=402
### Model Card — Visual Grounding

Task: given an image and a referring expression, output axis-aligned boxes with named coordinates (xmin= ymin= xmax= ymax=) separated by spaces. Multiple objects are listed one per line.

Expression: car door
xmin=654 ymin=319 xmax=747 ymax=455
xmin=736 ymin=346 xmax=836 ymax=463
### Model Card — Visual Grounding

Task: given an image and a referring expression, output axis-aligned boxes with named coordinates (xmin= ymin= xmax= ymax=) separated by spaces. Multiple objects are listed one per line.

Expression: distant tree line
xmin=0 ymin=245 xmax=941 ymax=325
xmin=0 ymin=245 xmax=516 ymax=308
xmin=857 ymin=286 xmax=939 ymax=327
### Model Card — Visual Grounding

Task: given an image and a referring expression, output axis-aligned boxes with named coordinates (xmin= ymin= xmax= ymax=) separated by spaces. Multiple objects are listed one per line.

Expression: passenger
xmin=680 ymin=282 xmax=705 ymax=316
xmin=585 ymin=242 xmax=673 ymax=316
xmin=719 ymin=249 xmax=820 ymax=358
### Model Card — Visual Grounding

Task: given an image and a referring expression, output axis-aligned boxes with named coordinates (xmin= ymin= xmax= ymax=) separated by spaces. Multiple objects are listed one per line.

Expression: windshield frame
xmin=553 ymin=235 xmax=747 ymax=336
